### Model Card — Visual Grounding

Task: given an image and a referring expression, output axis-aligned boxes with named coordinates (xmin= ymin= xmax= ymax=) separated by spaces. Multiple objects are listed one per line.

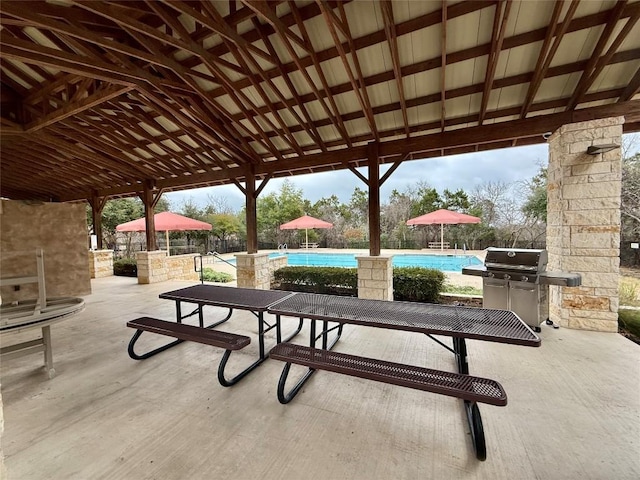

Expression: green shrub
xmin=619 ymin=309 xmax=640 ymax=339
xmin=393 ymin=267 xmax=445 ymax=303
xmin=113 ymin=258 xmax=137 ymax=277
xmin=201 ymin=268 xmax=234 ymax=283
xmin=272 ymin=265 xmax=446 ymax=303
xmin=273 ymin=266 xmax=358 ymax=296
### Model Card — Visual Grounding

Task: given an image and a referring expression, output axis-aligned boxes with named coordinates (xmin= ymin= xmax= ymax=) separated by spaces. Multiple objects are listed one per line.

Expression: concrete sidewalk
xmin=1 ymin=276 xmax=639 ymax=479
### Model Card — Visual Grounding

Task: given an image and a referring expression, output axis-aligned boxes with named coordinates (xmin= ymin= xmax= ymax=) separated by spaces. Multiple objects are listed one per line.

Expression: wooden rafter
xmin=619 ymin=65 xmax=640 ymax=102
xmin=567 ymin=3 xmax=639 ymax=110
xmin=478 ymin=0 xmax=512 ymax=125
xmin=440 ymin=0 xmax=447 ymax=132
xmin=1 ymin=0 xmax=639 ymax=204
xmin=380 ymin=1 xmax=409 ymax=137
xmin=317 ymin=0 xmax=379 ymax=140
xmin=251 ymin=16 xmax=327 ymax=151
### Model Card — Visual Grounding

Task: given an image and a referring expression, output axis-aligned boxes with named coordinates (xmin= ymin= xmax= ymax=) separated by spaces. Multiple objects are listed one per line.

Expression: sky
xmin=165 ymin=133 xmax=640 ymax=213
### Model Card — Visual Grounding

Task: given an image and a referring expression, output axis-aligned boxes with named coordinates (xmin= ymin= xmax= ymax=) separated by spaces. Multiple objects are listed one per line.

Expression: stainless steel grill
xmin=462 ymin=248 xmax=582 ymax=331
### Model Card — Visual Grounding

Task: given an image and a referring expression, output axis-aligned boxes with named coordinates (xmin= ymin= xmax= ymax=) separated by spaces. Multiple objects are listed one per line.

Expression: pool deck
xmin=1 ymin=275 xmax=639 ymax=479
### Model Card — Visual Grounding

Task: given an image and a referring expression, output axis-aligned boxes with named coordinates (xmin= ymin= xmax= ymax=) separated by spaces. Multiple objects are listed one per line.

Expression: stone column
xmin=547 ymin=116 xmax=623 ymax=332
xmin=88 ymin=250 xmax=114 ymax=278
xmin=235 ymin=253 xmax=270 ymax=289
xmin=136 ymin=250 xmax=168 ymax=284
xmin=357 ymin=255 xmax=393 ymax=301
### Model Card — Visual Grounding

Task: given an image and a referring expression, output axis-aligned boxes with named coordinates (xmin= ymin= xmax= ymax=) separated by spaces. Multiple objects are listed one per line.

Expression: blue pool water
xmin=265 ymin=252 xmax=481 ymax=272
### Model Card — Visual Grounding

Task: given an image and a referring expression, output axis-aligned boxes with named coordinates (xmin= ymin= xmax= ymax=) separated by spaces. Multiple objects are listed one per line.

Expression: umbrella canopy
xmin=280 ymin=215 xmax=333 ymax=248
xmin=406 ymin=209 xmax=480 ymax=251
xmin=116 ymin=212 xmax=212 ymax=255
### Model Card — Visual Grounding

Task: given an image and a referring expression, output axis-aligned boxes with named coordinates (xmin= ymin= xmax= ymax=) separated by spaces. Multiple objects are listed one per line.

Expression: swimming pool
xmin=266 ymin=252 xmax=481 ymax=272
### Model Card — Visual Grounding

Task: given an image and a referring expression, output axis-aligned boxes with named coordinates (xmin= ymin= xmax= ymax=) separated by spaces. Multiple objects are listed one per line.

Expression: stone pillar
xmin=547 ymin=116 xmax=623 ymax=332
xmin=136 ymin=250 xmax=168 ymax=284
xmin=235 ymin=253 xmax=270 ymax=289
xmin=357 ymin=255 xmax=393 ymax=301
xmin=88 ymin=250 xmax=114 ymax=278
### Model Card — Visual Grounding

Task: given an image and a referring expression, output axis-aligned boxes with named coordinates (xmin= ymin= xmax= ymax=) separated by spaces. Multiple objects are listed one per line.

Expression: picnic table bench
xmin=300 ymin=242 xmax=319 ymax=248
xmin=428 ymin=241 xmax=450 ymax=249
xmin=127 ymin=285 xmax=300 ymax=386
xmin=127 ymin=317 xmax=251 ymax=385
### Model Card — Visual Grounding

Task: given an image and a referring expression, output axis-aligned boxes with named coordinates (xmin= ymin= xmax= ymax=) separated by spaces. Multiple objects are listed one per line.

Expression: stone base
xmin=357 ymin=255 xmax=393 ymax=301
xmin=136 ymin=251 xmax=199 ymax=284
xmin=88 ymin=250 xmax=114 ymax=278
xmin=235 ymin=253 xmax=270 ymax=290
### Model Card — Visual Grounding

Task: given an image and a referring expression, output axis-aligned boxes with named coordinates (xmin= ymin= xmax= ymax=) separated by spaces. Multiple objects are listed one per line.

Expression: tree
xmin=347 ymin=187 xmax=369 ymax=226
xmin=622 ymin=152 xmax=640 ymax=265
xmin=256 ymin=180 xmax=306 ymax=245
xmin=208 ymin=213 xmax=242 ymax=252
xmin=410 ymin=183 xmax=442 ymax=217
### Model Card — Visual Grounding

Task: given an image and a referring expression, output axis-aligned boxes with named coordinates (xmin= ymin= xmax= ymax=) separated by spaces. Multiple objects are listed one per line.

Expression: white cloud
xmin=166 ymin=134 xmax=640 ymax=212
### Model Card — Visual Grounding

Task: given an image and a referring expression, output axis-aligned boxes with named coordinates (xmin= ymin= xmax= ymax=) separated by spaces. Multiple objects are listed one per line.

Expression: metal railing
xmin=194 ymin=252 xmax=236 ymax=284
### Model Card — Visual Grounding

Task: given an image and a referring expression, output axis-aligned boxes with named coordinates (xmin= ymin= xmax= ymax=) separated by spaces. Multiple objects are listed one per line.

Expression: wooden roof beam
xmin=286 ymin=0 xmax=353 ymax=146
xmin=478 ymin=0 xmax=512 ymax=125
xmin=317 ymin=0 xmax=378 ymax=141
xmin=568 ymin=4 xmax=640 ymax=110
xmin=619 ymin=65 xmax=640 ymax=102
xmin=137 ymin=1 xmax=285 ymax=162
xmin=25 ymin=84 xmax=133 ymax=132
xmin=519 ymin=0 xmax=573 ymax=118
xmin=380 ymin=0 xmax=409 ymax=137
xmin=251 ymin=16 xmax=328 ymax=151
xmin=440 ymin=1 xmax=447 ymax=132
xmin=196 ymin=1 xmax=305 ymax=157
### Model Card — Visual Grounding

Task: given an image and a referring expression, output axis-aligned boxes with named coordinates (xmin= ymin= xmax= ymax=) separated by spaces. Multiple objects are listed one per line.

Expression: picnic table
xmin=126 ymin=285 xmax=540 ymax=460
xmin=267 ymin=293 xmax=540 ymax=460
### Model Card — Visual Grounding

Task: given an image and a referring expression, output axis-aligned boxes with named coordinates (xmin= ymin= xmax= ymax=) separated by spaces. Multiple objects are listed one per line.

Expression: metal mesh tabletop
xmin=159 ymin=285 xmax=294 ymax=311
xmin=268 ymin=293 xmax=540 ymax=346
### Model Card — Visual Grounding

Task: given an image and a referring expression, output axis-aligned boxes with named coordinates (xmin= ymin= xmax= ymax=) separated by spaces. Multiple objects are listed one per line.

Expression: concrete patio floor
xmin=1 ymin=276 xmax=639 ymax=479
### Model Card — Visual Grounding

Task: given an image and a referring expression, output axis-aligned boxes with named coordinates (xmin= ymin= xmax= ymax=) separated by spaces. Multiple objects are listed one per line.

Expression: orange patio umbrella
xmin=116 ymin=211 xmax=212 ymax=255
xmin=280 ymin=215 xmax=333 ymax=248
xmin=406 ymin=209 xmax=481 ymax=251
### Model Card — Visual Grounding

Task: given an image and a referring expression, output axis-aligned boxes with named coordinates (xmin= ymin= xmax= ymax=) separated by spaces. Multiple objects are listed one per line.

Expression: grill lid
xmin=484 ymin=248 xmax=548 ymax=272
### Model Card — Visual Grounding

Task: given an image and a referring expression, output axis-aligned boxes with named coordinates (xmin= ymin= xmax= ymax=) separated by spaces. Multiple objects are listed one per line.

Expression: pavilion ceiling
xmin=1 ymin=0 xmax=640 ymax=202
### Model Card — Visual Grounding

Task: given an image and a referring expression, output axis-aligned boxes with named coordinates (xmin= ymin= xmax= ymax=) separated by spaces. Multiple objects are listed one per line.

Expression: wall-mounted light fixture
xmin=586 ymin=144 xmax=619 ymax=155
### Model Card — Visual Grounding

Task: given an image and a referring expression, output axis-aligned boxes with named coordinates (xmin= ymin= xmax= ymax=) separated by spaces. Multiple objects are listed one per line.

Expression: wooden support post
xmin=245 ymin=167 xmax=258 ymax=254
xmin=368 ymin=142 xmax=381 ymax=256
xmin=141 ymin=180 xmax=158 ymax=251
xmin=89 ymin=193 xmax=107 ymax=250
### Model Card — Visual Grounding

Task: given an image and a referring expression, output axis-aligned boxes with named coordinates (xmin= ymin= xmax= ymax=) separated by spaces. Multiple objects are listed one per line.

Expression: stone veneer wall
xmin=235 ymin=253 xmax=270 ymax=289
xmin=136 ymin=251 xmax=199 ymax=284
xmin=547 ymin=116 xmax=623 ymax=332
xmin=357 ymin=256 xmax=393 ymax=301
xmin=88 ymin=250 xmax=114 ymax=278
xmin=0 ymin=200 xmax=91 ymax=302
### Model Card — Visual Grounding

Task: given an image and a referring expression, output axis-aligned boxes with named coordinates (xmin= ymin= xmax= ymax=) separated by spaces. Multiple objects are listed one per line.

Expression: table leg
xmin=42 ymin=325 xmax=55 ymax=379
xmin=465 ymin=401 xmax=487 ymax=461
xmin=453 ymin=337 xmax=469 ymax=375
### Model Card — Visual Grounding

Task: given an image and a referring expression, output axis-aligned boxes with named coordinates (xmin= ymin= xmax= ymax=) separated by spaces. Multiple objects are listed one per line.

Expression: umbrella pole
xmin=441 ymin=223 xmax=444 ymax=251
xmin=305 ymin=229 xmax=308 ymax=249
xmin=166 ymin=230 xmax=170 ymax=256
